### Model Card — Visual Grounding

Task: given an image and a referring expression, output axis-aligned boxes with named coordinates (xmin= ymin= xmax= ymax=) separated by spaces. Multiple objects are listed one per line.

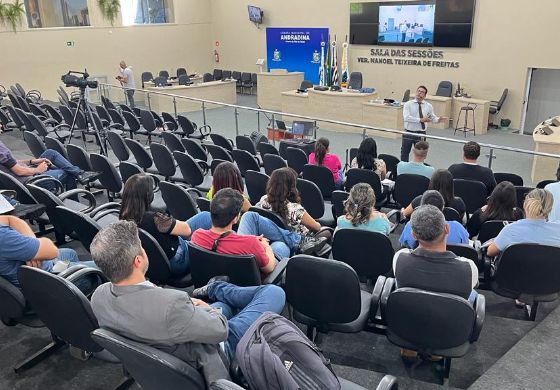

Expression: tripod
xmin=66 ymin=86 xmax=108 ymax=156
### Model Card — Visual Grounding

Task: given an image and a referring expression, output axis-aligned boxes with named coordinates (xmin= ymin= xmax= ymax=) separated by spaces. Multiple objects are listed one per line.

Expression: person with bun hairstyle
xmin=336 ymin=183 xmax=390 ymax=235
xmin=308 ymin=137 xmax=344 ymax=188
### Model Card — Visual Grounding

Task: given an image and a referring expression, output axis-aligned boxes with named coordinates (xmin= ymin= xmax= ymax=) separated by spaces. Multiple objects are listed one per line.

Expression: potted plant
xmin=98 ymin=0 xmax=120 ymax=26
xmin=0 ymin=0 xmax=25 ymax=32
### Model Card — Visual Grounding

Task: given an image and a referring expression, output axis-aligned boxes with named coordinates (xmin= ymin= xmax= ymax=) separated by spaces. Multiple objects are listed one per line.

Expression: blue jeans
xmin=168 ymin=211 xmax=212 ymax=275
xmin=209 ymin=282 xmax=285 ymax=360
xmin=38 ymin=149 xmax=81 ymax=191
xmin=237 ymin=211 xmax=299 ymax=259
xmin=41 ymin=248 xmax=98 ymax=293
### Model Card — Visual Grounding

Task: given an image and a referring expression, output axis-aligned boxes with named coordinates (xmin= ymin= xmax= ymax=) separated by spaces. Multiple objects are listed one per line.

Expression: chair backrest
xmin=212 ymin=69 xmax=222 ymax=80
xmin=435 ymin=81 xmax=453 ymax=97
xmin=6 ymin=105 xmax=25 ymax=127
xmin=119 ymin=161 xmax=144 ymax=184
xmin=232 ymin=71 xmax=241 ymax=80
xmin=496 ymin=88 xmax=508 ymax=110
xmin=210 ymin=133 xmax=233 ymax=152
xmin=203 ymin=73 xmax=213 ymax=83
xmin=477 ymin=220 xmax=509 ymax=243
xmin=23 ymin=130 xmax=47 ymax=158
xmin=138 ymin=229 xmax=175 ymax=284
xmin=296 ymin=178 xmax=325 ymax=219
xmin=378 ymin=154 xmax=400 ymax=180
xmin=494 ymin=244 xmax=560 ymax=297
xmin=55 ymin=206 xmax=101 ymax=252
xmin=196 ymin=197 xmax=210 ymax=212
xmin=95 ymin=105 xmax=112 ymax=123
xmin=0 ymin=275 xmax=28 ymax=324
xmin=402 ymin=89 xmax=411 ymax=103
xmin=66 ymin=143 xmax=92 ymax=171
xmin=161 ymin=112 xmax=178 ymax=132
xmin=160 ymin=181 xmax=199 ymax=221
xmin=177 ymin=67 xmax=188 ymax=78
xmin=245 ymin=170 xmax=269 ymax=204
xmin=141 ymin=71 xmax=154 ymax=82
xmin=158 ymin=70 xmax=169 ymax=79
xmin=331 ymin=190 xmax=349 ymax=219
xmin=251 ymin=73 xmax=258 ymax=84
xmin=16 ymin=108 xmax=34 ymax=131
xmin=18 ymin=266 xmax=102 ymax=352
xmin=27 ymin=184 xmax=69 ymax=236
xmin=181 ymin=138 xmax=208 ymax=162
xmin=446 ymin=244 xmax=479 ymax=266
xmin=162 ymin=131 xmax=185 ymax=153
xmin=232 ymin=149 xmax=259 ymax=177
xmin=27 ymin=113 xmax=52 ymax=138
xmin=453 ymin=179 xmax=488 ymax=215
xmin=300 ymin=80 xmax=313 ymax=90
xmin=187 ymin=242 xmax=261 ymax=288
xmin=222 ymin=70 xmax=232 ymax=79
xmin=122 ymin=110 xmax=141 ymax=133
xmin=124 ymin=138 xmax=154 ymax=170
xmin=348 ymin=72 xmax=363 ymax=90
xmin=150 ymin=143 xmax=177 ymax=179
xmin=153 ymin=76 xmax=167 ymax=87
xmin=345 ymin=168 xmax=383 ymax=199
xmin=91 ymin=328 xmax=206 ymax=390
xmin=178 ymin=74 xmax=191 ymax=86
xmin=140 ymin=109 xmax=157 ymax=132
xmin=173 ymin=151 xmax=205 ymax=187
xmin=494 ymin=172 xmax=523 ymax=186
xmin=386 ymin=287 xmax=475 ymax=352
xmin=241 ymin=72 xmax=252 ymax=83
xmin=286 ymin=147 xmax=308 ymax=175
xmin=44 ymin=137 xmax=68 ymax=161
xmin=285 ymin=255 xmax=363 ymax=324
xmin=0 ymin=170 xmax=38 ymax=204
xmin=332 ymin=229 xmax=394 ymax=280
xmin=393 ymin=174 xmax=430 ymax=207
xmin=205 ymin=144 xmax=233 ymax=162
xmin=263 ymin=154 xmax=287 ymax=175
xmin=90 ymin=153 xmax=123 ymax=193
xmin=258 ymin=142 xmax=279 ymax=157
xmin=515 ymin=186 xmax=533 ymax=209
xmin=248 ymin=206 xmax=287 ymax=229
xmin=443 ymin=207 xmax=462 ymax=223
xmin=235 ymin=135 xmax=257 ymax=155
xmin=44 ymin=104 xmax=63 ymax=123
xmin=537 ymin=179 xmax=556 ymax=189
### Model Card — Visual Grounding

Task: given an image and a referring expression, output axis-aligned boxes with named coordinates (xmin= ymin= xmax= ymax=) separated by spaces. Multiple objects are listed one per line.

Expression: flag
xmin=340 ymin=39 xmax=349 ymax=88
xmin=325 ymin=35 xmax=331 ymax=87
xmin=319 ymin=40 xmax=326 ymax=86
xmin=330 ymin=39 xmax=339 ymax=86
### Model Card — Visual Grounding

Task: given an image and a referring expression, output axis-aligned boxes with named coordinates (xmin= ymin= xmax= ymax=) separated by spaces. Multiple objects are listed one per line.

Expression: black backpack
xmin=249 ymin=131 xmax=268 ymax=147
xmin=236 ymin=312 xmax=341 ymax=390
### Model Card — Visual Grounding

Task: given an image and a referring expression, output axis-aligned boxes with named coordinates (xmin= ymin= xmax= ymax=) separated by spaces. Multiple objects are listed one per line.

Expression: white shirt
xmin=120 ymin=67 xmax=135 ymax=89
xmin=400 ymin=24 xmax=407 ymax=33
xmin=403 ymin=99 xmax=439 ymax=132
xmin=545 ymin=181 xmax=560 ymax=222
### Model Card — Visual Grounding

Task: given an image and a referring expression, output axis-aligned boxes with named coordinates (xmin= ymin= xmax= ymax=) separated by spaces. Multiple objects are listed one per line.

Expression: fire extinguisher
xmin=214 ymin=50 xmax=220 ymax=63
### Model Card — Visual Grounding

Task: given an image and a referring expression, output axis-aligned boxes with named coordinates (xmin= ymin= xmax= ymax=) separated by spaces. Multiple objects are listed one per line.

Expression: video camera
xmin=61 ymin=70 xmax=98 ymax=89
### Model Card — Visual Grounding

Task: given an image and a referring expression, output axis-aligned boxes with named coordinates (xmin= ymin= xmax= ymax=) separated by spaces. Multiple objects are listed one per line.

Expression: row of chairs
xmin=212 ymin=69 xmax=257 ymax=94
xmin=141 ymin=68 xmax=189 ymax=88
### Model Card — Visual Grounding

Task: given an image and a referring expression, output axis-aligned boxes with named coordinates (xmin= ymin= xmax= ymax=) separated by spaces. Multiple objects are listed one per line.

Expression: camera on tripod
xmin=61 ymin=70 xmax=98 ymax=90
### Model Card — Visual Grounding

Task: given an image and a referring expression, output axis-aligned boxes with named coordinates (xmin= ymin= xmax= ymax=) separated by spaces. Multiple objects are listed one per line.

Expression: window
xmin=121 ymin=0 xmax=173 ymax=26
xmin=25 ymin=0 xmax=90 ymax=28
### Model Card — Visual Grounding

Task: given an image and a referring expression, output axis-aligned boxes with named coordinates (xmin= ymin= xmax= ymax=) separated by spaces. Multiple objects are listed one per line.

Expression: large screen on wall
xmin=349 ymin=0 xmax=475 ymax=48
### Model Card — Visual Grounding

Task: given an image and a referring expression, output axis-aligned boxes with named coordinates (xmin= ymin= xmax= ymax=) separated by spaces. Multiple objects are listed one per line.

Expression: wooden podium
xmin=267 ymin=128 xmax=304 ymax=141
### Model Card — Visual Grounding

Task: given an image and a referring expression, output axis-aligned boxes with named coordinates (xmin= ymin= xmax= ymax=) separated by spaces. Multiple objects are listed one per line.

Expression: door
xmin=523 ymin=68 xmax=560 ymax=134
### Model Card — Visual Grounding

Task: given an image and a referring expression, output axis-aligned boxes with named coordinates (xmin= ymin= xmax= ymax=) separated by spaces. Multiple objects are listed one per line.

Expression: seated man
xmin=191 ymin=188 xmax=279 ymax=276
xmin=0 ymin=214 xmax=94 ymax=287
xmin=448 ymin=141 xmax=496 ymax=195
xmin=0 ymin=140 xmax=97 ymax=191
xmin=90 ymin=220 xmax=285 ymax=384
xmin=396 ymin=141 xmax=435 ymax=179
xmin=399 ymin=190 xmax=468 ymax=248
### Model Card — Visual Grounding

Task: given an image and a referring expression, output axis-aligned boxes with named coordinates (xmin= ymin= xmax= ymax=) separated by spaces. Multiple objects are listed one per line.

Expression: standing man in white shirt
xmin=116 ymin=61 xmax=136 ymax=108
xmin=400 ymin=22 xmax=408 ymax=42
xmin=401 ymin=85 xmax=447 ymax=162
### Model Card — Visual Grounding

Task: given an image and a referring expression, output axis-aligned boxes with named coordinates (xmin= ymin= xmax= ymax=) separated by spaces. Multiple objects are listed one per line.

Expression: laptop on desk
xmin=275 ymin=120 xmax=291 ymax=131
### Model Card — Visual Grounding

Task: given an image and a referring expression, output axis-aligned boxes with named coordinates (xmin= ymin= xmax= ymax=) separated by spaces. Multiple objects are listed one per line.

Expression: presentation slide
xmin=378 ymin=4 xmax=435 ymax=45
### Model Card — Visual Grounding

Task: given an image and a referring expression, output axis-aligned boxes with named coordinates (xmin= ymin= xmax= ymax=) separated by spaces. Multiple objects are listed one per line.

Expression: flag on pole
xmin=319 ymin=39 xmax=326 ymax=86
xmin=340 ymin=38 xmax=349 ymax=88
xmin=330 ymin=38 xmax=339 ymax=86
xmin=325 ymin=35 xmax=331 ymax=87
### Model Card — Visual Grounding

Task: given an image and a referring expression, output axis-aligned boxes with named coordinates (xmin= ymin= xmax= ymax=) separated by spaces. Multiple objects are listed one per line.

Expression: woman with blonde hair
xmin=336 ymin=183 xmax=391 ymax=235
xmin=487 ymin=188 xmax=560 ymax=257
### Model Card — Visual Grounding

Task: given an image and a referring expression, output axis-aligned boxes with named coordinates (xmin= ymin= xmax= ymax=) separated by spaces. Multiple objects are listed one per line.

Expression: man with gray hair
xmin=90 ymin=220 xmax=285 ymax=384
xmin=116 ymin=60 xmax=135 ymax=108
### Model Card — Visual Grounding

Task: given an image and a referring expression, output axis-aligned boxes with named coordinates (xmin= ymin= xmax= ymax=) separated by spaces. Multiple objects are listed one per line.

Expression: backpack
xmin=249 ymin=131 xmax=268 ymax=147
xmin=236 ymin=312 xmax=341 ymax=390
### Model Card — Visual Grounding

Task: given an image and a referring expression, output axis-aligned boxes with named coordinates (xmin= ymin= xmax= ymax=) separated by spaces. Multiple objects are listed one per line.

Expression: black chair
xmin=494 ymin=172 xmax=523 ymax=186
xmin=486 ymin=243 xmax=560 ymax=321
xmin=245 ymin=170 xmax=269 ymax=204
xmin=119 ymin=161 xmax=145 ymax=184
xmin=178 ymin=74 xmax=192 ymax=86
xmin=203 ymin=73 xmax=214 ymax=83
xmin=212 ymin=68 xmax=222 ymax=80
xmin=332 ymin=229 xmax=394 ymax=283
xmin=345 ymin=168 xmax=387 ymax=208
xmin=222 ymin=70 xmax=232 ymax=80
xmin=160 ymin=181 xmax=200 ymax=221
xmin=187 ymin=242 xmax=287 ymax=288
xmin=122 ymin=110 xmax=149 ymax=139
xmin=138 ymin=229 xmax=192 ymax=288
xmin=263 ymin=154 xmax=287 ymax=175
xmin=537 ymin=179 xmax=556 ymax=189
xmin=489 ymin=89 xmax=508 ymax=128
xmin=153 ymin=76 xmax=168 ymax=87
xmin=107 ymin=130 xmax=131 ymax=163
xmin=286 ymin=147 xmax=308 ymax=175
xmin=402 ymin=89 xmax=411 ymax=103
xmin=285 ymin=255 xmax=372 ymax=342
xmin=331 ymin=190 xmax=349 ymax=219
xmin=235 ymin=135 xmax=258 ymax=156
xmin=302 ymin=164 xmax=336 ymax=200
xmin=300 ymin=80 xmax=313 ymax=90
xmin=173 ymin=151 xmax=212 ymax=192
xmin=196 ymin=197 xmax=211 ymax=212
xmin=446 ymin=243 xmax=481 ymax=270
xmin=177 ymin=115 xmax=211 ymax=140
xmin=392 ymin=174 xmax=430 ymax=208
xmin=23 ymin=130 xmax=47 ymax=158
xmin=240 ymin=72 xmax=253 ymax=94
xmin=55 ymin=206 xmax=103 ymax=252
xmin=344 ymin=147 xmax=359 ymax=170
xmin=257 ymin=142 xmax=280 ymax=157
xmin=453 ymin=179 xmax=488 ymax=216
xmin=210 ymin=133 xmax=234 ymax=152
xmin=95 ymin=105 xmax=113 ymax=126
xmin=251 ymin=73 xmax=258 ymax=90
xmin=27 ymin=113 xmax=71 ymax=142
xmin=515 ymin=186 xmax=533 ymax=209
xmin=139 ymin=109 xmax=163 ymax=143
xmin=90 ymin=153 xmax=123 ymax=201
xmin=206 ymin=144 xmax=234 ymax=162
xmin=232 ymin=149 xmax=260 ymax=177
xmin=159 ymin=70 xmax=170 ymax=79
xmin=435 ymin=81 xmax=453 ymax=97
xmin=296 ymin=178 xmax=335 ymax=227
xmin=348 ymin=72 xmax=363 ymax=90
xmin=477 ymin=220 xmax=509 ymax=244
xmin=150 ymin=143 xmax=185 ymax=183
xmin=231 ymin=71 xmax=242 ymax=92
xmin=177 ymin=67 xmax=188 ymax=78
xmin=381 ymin=284 xmax=484 ymax=384
xmin=44 ymin=137 xmax=68 ymax=162
xmin=443 ymin=207 xmax=462 ymax=223
xmin=182 ymin=138 xmax=209 ymax=162
xmin=378 ymin=154 xmax=400 ymax=180
xmin=141 ymin=71 xmax=153 ymax=88
xmin=162 ymin=131 xmax=186 ymax=153
xmin=124 ymin=138 xmax=159 ymax=174
xmin=248 ymin=206 xmax=288 ymax=229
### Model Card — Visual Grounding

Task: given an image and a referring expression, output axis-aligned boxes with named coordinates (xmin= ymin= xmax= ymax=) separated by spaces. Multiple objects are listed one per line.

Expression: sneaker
xmin=191 ymin=275 xmax=230 ymax=301
xmin=298 ymin=235 xmax=328 ymax=255
xmin=77 ymin=171 xmax=101 ymax=185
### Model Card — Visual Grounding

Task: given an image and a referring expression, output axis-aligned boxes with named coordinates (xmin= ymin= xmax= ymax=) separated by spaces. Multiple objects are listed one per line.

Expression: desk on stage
xmin=452 ymin=96 xmax=490 ymax=135
xmin=144 ymin=75 xmax=203 ymax=87
xmin=532 ymin=119 xmax=560 ymax=184
xmin=425 ymin=95 xmax=452 ymax=130
xmin=257 ymin=71 xmax=304 ymax=111
xmin=362 ymin=102 xmax=402 ymax=139
xmin=145 ymin=80 xmax=237 ymax=113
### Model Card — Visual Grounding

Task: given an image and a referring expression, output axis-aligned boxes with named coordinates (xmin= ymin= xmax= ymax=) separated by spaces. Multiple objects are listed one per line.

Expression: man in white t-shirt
xmin=116 ymin=61 xmax=136 ymax=108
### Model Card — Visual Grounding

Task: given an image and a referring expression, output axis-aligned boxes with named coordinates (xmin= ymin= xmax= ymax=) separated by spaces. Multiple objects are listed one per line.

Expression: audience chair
xmin=240 ymin=72 xmax=253 ymax=94
xmin=285 ymin=147 xmax=308 ymax=175
xmin=177 ymin=115 xmax=211 ymax=140
xmin=54 ymin=207 xmax=104 ymax=252
xmin=27 ymin=113 xmax=71 ymax=142
xmin=107 ymin=130 xmax=132 ymax=164
xmin=196 ymin=197 xmax=211 ymax=212
xmin=446 ymin=243 xmax=482 ymax=271
xmin=23 ymin=130 xmax=47 ymax=158
xmin=257 ymin=142 xmax=280 ymax=157
xmin=118 ymin=161 xmax=147 ymax=185
xmin=158 ymin=70 xmax=169 ymax=79
xmin=391 ymin=174 xmax=430 ymax=209
xmin=536 ymin=179 xmax=556 ymax=189
xmin=232 ymin=149 xmax=260 ymax=177
xmin=442 ymin=207 xmax=462 ymax=223
xmin=90 ymin=153 xmax=124 ymax=201
xmin=162 ymin=131 xmax=186 ymax=153
xmin=296 ymin=178 xmax=336 ymax=227
xmin=248 ymin=206 xmax=288 ymax=230
xmin=345 ymin=168 xmax=387 ymax=208
xmin=150 ymin=143 xmax=185 ymax=183
xmin=302 ymin=162 xmax=336 ymax=201
xmin=435 ymin=81 xmax=453 ymax=97
xmin=245 ymin=170 xmax=269 ymax=204
xmin=178 ymin=74 xmax=192 ymax=86
xmin=44 ymin=136 xmax=69 ymax=161
xmin=173 ymin=151 xmax=212 ymax=193
xmin=494 ymin=172 xmax=523 ymax=186
xmin=477 ymin=220 xmax=509 ymax=244
xmin=210 ymin=133 xmax=234 ymax=152
xmin=453 ymin=179 xmax=487 ymax=216
xmin=176 ymin=67 xmax=188 ymax=78
xmin=378 ymin=154 xmax=400 ymax=180
xmin=206 ymin=144 xmax=234 ymax=163
xmin=235 ymin=135 xmax=258 ymax=156
xmin=515 ymin=186 xmax=533 ymax=209
xmin=124 ymin=138 xmax=159 ymax=175
xmin=139 ymin=110 xmax=163 ymax=143
xmin=203 ymin=73 xmax=213 ymax=83
xmin=159 ymin=181 xmax=200 ymax=221
xmin=263 ymin=154 xmax=287 ymax=175
xmin=222 ymin=70 xmax=232 ymax=80
xmin=122 ymin=110 xmax=149 ymax=139
xmin=182 ymin=138 xmax=209 ymax=162
xmin=331 ymin=190 xmax=350 ymax=219
xmin=161 ymin=112 xmax=179 ymax=132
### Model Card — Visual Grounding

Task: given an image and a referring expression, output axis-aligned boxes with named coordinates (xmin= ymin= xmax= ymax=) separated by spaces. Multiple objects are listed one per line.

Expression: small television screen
xmin=378 ymin=3 xmax=436 ymax=45
xmin=248 ymin=5 xmax=263 ymax=24
xmin=349 ymin=2 xmax=379 ymax=44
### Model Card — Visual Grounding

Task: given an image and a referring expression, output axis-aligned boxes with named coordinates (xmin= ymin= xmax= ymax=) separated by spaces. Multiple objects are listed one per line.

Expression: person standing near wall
xmin=116 ymin=61 xmax=136 ymax=108
xmin=401 ymin=85 xmax=447 ymax=162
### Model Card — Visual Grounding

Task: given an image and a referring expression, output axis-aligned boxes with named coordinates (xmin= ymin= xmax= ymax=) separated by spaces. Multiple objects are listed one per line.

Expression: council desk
xmin=145 ymin=80 xmax=237 ymax=113
xmin=532 ymin=118 xmax=560 ymax=184
xmin=257 ymin=71 xmax=304 ymax=111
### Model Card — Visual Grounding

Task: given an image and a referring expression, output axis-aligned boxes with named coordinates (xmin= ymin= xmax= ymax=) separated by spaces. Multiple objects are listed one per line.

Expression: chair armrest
xmin=376 ymin=375 xmax=398 ymax=390
xmin=186 ymin=187 xmax=204 ymax=198
xmin=369 ymin=275 xmax=387 ymax=322
xmin=209 ymin=379 xmax=245 ymax=390
xmin=107 ymin=123 xmax=124 ymax=130
xmin=44 ymin=118 xmax=59 ymax=126
xmin=385 ymin=209 xmax=402 ymax=226
xmin=471 ymin=293 xmax=485 ymax=342
xmin=198 ymin=124 xmax=212 ymax=136
xmin=482 ymin=255 xmax=493 ymax=284
xmin=92 ymin=208 xmax=121 ymax=222
xmin=195 ymin=159 xmax=209 ymax=175
xmin=60 ymin=189 xmax=97 ymax=213
xmin=27 ymin=176 xmax=64 ymax=195
xmin=146 ymin=173 xmax=161 ymax=192
xmin=0 ymin=189 xmax=17 ymax=198
xmin=379 ymin=277 xmax=395 ymax=321
xmin=263 ymin=258 xmax=289 ymax=285
xmin=89 ymin=201 xmax=121 ymax=218
xmin=58 ymin=263 xmax=88 ymax=278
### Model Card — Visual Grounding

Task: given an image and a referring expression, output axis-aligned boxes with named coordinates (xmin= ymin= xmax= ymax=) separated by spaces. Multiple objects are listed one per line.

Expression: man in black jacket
xmin=448 ymin=141 xmax=496 ymax=194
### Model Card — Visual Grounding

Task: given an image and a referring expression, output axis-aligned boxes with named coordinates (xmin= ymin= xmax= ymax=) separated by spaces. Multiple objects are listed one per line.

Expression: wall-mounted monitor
xmin=378 ymin=2 xmax=436 ymax=46
xmin=248 ymin=5 xmax=263 ymax=24
xmin=350 ymin=2 xmax=379 ymax=44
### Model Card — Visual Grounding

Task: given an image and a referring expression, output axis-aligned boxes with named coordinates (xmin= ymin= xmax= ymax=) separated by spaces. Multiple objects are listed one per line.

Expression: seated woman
xmin=466 ymin=181 xmax=524 ymax=238
xmin=487 ymin=189 xmax=560 ymax=258
xmin=402 ymin=169 xmax=466 ymax=220
xmin=206 ymin=161 xmax=251 ymax=212
xmin=350 ymin=137 xmax=387 ymax=182
xmin=119 ymin=173 xmax=211 ymax=276
xmin=256 ymin=167 xmax=332 ymax=242
xmin=336 ymin=183 xmax=391 ymax=235
xmin=308 ymin=137 xmax=344 ymax=189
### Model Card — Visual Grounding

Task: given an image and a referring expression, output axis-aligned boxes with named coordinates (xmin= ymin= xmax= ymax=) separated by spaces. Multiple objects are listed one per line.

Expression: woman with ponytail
xmin=336 ymin=183 xmax=390 ymax=235
xmin=308 ymin=137 xmax=344 ymax=188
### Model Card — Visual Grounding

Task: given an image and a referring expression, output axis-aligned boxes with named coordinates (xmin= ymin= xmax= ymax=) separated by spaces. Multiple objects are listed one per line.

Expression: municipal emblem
xmin=273 ymin=49 xmax=281 ymax=61
xmin=312 ymin=50 xmax=320 ymax=63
